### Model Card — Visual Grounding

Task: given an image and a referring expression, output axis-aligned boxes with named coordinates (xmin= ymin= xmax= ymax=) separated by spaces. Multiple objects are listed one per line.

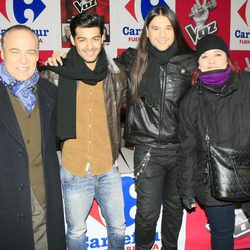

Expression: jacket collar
xmin=37 ymin=80 xmax=55 ymax=153
xmin=0 ymin=83 xmax=25 ymax=147
xmin=198 ymin=72 xmax=239 ymax=97
xmin=0 ymin=78 xmax=55 ymax=151
xmin=107 ymin=54 xmax=120 ymax=74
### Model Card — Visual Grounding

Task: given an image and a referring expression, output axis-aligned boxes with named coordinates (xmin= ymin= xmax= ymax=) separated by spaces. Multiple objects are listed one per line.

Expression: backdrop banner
xmin=0 ymin=1 xmax=250 ymax=249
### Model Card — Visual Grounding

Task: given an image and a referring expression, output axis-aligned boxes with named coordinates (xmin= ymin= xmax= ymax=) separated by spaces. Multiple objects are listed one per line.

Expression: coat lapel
xmin=37 ymin=80 xmax=55 ymax=154
xmin=0 ymin=84 xmax=25 ymax=147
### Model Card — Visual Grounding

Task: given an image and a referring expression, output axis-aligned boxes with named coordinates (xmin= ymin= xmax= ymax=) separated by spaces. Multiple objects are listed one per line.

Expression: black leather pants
xmin=134 ymin=145 xmax=183 ymax=250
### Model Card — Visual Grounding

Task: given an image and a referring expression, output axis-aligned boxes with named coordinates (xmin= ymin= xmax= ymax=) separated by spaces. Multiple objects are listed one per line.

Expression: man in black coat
xmin=0 ymin=25 xmax=66 ymax=250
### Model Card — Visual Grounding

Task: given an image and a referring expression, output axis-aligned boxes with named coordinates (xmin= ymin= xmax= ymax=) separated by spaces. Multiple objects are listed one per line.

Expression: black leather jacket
xmin=119 ymin=49 xmax=197 ymax=148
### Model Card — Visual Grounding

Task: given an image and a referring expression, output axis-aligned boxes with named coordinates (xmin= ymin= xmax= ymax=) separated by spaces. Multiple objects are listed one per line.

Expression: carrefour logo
xmin=125 ymin=0 xmax=169 ymax=22
xmin=238 ymin=0 xmax=250 ymax=26
xmin=0 ymin=0 xmax=46 ymax=23
xmin=233 ymin=0 xmax=250 ymax=46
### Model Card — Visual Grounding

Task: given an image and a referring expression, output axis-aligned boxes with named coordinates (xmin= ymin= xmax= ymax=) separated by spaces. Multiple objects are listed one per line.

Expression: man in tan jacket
xmin=42 ymin=12 xmax=127 ymax=250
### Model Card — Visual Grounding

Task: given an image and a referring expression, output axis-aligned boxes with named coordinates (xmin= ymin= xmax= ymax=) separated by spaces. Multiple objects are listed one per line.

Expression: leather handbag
xmin=208 ymin=143 xmax=250 ymax=201
xmin=199 ymin=96 xmax=250 ymax=201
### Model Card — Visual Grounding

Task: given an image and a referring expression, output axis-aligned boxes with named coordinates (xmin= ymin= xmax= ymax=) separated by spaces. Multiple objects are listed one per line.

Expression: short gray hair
xmin=1 ymin=24 xmax=39 ymax=50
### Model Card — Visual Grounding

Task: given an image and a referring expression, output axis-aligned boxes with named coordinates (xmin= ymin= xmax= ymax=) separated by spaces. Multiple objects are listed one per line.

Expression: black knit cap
xmin=195 ymin=34 xmax=230 ymax=60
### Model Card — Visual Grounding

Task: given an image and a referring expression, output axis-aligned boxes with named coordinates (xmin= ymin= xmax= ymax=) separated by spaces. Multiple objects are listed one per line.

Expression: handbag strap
xmin=198 ymin=94 xmax=212 ymax=158
xmin=198 ymin=93 xmax=212 ymax=184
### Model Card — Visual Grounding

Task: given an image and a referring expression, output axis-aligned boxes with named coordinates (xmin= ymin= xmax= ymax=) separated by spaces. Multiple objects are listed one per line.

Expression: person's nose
xmin=19 ymin=53 xmax=28 ymax=64
xmin=159 ymin=29 xmax=166 ymax=38
xmin=208 ymin=56 xmax=215 ymax=64
xmin=86 ymin=40 xmax=93 ymax=49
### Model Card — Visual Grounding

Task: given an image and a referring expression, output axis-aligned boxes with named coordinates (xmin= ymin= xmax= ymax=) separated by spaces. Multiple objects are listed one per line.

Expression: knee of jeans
xmin=68 ymin=228 xmax=86 ymax=239
xmin=107 ymin=220 xmax=126 ymax=234
xmin=212 ymin=226 xmax=234 ymax=239
xmin=67 ymin=223 xmax=87 ymax=239
xmin=108 ymin=226 xmax=126 ymax=237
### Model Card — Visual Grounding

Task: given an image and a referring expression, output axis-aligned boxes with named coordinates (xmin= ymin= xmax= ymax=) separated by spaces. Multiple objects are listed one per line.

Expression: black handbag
xmin=208 ymin=143 xmax=250 ymax=201
xmin=199 ymin=96 xmax=250 ymax=201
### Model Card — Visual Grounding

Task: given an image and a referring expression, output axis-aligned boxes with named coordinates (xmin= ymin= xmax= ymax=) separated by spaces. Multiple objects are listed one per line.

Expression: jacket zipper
xmin=158 ymin=66 xmax=167 ymax=146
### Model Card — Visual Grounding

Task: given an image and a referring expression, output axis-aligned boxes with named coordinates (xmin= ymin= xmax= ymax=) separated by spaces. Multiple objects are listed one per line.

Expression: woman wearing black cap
xmin=177 ymin=34 xmax=250 ymax=250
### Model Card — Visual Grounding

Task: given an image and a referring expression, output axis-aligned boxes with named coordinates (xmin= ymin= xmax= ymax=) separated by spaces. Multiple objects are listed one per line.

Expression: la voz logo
xmin=0 ymin=0 xmax=46 ymax=23
xmin=125 ymin=0 xmax=169 ymax=22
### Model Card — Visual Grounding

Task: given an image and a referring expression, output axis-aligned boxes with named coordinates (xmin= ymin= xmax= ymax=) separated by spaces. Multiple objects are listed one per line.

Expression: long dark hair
xmin=130 ymin=7 xmax=192 ymax=103
xmin=192 ymin=58 xmax=241 ymax=86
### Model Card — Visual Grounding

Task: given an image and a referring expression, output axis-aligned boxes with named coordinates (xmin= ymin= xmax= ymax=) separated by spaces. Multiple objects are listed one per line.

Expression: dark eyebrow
xmin=151 ymin=24 xmax=172 ymax=27
xmin=77 ymin=35 xmax=101 ymax=40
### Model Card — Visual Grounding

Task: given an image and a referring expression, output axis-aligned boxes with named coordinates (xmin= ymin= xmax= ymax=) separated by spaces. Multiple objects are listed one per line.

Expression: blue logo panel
xmin=141 ymin=0 xmax=169 ymax=20
xmin=122 ymin=176 xmax=136 ymax=227
xmin=13 ymin=0 xmax=46 ymax=24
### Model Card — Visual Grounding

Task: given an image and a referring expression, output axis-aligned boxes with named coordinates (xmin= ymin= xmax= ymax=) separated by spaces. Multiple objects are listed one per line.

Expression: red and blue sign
xmin=0 ymin=0 xmax=46 ymax=23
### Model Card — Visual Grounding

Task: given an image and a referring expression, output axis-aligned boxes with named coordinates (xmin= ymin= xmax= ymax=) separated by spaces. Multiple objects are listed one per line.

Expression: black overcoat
xmin=0 ymin=78 xmax=66 ymax=250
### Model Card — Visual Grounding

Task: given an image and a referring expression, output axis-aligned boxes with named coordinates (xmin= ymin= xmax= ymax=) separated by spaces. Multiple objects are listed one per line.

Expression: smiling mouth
xmin=85 ymin=51 xmax=95 ymax=56
xmin=158 ymin=40 xmax=167 ymax=44
xmin=17 ymin=67 xmax=29 ymax=71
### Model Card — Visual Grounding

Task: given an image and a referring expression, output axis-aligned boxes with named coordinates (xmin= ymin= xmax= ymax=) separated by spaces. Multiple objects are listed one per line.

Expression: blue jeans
xmin=60 ymin=165 xmax=125 ymax=250
xmin=205 ymin=202 xmax=250 ymax=250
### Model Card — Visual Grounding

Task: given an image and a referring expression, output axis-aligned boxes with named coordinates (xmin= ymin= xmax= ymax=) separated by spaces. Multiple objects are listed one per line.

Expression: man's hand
xmin=182 ymin=198 xmax=196 ymax=211
xmin=45 ymin=51 xmax=67 ymax=66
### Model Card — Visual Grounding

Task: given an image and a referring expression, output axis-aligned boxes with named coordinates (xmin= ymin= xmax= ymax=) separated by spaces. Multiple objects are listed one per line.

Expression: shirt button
xmin=17 ymin=213 xmax=25 ymax=221
xmin=18 ymin=184 xmax=24 ymax=191
xmin=27 ymin=139 xmax=30 ymax=144
xmin=17 ymin=150 xmax=23 ymax=157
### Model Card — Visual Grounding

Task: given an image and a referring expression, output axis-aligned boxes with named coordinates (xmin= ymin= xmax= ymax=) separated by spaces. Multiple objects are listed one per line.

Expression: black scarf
xmin=43 ymin=46 xmax=108 ymax=84
xmin=139 ymin=41 xmax=179 ymax=106
xmin=40 ymin=46 xmax=108 ymax=139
